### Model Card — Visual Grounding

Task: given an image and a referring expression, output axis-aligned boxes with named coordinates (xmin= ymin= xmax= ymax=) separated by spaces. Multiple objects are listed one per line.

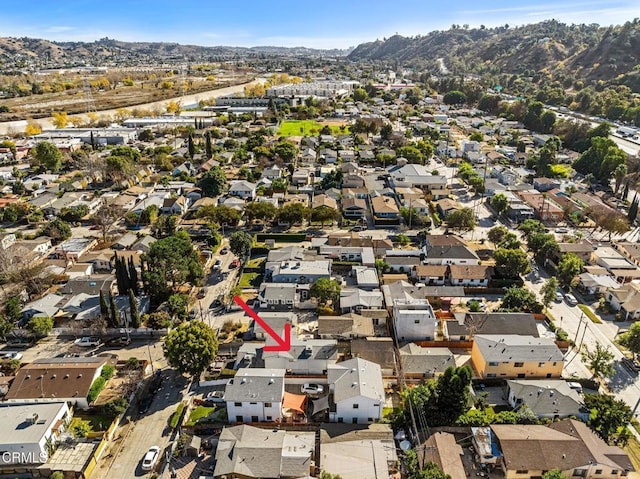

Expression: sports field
xmin=277 ymin=119 xmax=350 ymax=136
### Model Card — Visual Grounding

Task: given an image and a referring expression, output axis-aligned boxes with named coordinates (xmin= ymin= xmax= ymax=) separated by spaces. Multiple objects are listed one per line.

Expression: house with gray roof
xmin=270 ymin=260 xmax=331 ymax=284
xmin=399 ymin=344 xmax=456 ymax=378
xmin=339 ymin=288 xmax=384 ymax=314
xmin=328 ymin=358 xmax=385 ymax=424
xmin=214 ymin=425 xmax=315 ymax=479
xmin=258 ymin=283 xmax=300 ymax=311
xmin=444 ymin=312 xmax=540 ymax=341
xmin=263 ymin=339 xmax=338 ymax=375
xmin=251 ymin=312 xmax=298 ymax=341
xmin=225 ymin=368 xmax=286 ymax=423
xmin=506 ymin=379 xmax=588 ymax=421
xmin=471 ymin=335 xmax=564 ymax=379
xmin=318 ymin=313 xmax=374 ymax=340
xmin=21 ymin=293 xmax=64 ymax=322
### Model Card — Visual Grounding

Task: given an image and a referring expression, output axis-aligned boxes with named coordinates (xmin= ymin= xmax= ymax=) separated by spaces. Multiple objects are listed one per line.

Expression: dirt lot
xmin=0 ymin=75 xmax=253 ymax=121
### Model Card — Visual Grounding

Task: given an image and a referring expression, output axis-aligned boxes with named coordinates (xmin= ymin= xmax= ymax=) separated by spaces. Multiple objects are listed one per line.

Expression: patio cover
xmin=283 ymin=392 xmax=306 ymax=413
xmin=311 ymin=395 xmax=331 ymax=416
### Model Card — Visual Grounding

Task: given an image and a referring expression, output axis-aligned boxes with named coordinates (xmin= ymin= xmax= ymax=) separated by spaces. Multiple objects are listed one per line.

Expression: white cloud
xmin=46 ymin=26 xmax=74 ymax=33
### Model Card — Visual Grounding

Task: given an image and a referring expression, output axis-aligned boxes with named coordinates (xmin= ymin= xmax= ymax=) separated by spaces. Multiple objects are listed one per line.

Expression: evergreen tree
xmin=90 ymin=131 xmax=96 ymax=151
xmin=205 ymin=131 xmax=213 ymax=159
xmin=114 ymin=254 xmax=127 ymax=295
xmin=188 ymin=133 xmax=195 ymax=158
xmin=128 ymin=289 xmax=140 ymax=328
xmin=99 ymin=290 xmax=109 ymax=321
xmin=108 ymin=294 xmax=120 ymax=328
xmin=622 ymin=181 xmax=630 ymax=201
xmin=629 ymin=196 xmax=639 ymax=224
xmin=128 ymin=257 xmax=139 ymax=296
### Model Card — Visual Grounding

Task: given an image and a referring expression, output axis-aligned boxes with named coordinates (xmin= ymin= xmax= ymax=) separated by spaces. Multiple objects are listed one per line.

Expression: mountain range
xmin=348 ymin=19 xmax=640 ymax=86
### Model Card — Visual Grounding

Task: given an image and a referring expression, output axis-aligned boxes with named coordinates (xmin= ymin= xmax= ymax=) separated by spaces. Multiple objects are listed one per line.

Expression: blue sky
xmin=1 ymin=0 xmax=639 ymax=49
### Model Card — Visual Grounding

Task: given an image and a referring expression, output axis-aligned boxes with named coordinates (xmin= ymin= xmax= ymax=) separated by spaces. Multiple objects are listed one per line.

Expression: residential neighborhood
xmin=1 ymin=29 xmax=640 ymax=479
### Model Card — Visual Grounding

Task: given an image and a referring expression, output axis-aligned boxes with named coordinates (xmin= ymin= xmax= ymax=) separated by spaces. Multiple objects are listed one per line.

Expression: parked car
xmin=566 ymin=382 xmax=583 ymax=393
xmin=554 ymin=292 xmax=564 ymax=302
xmin=138 ymin=396 xmax=153 ymax=415
xmin=230 ymin=258 xmax=240 ymax=269
xmin=213 ymin=259 xmax=222 ymax=271
xmin=197 ymin=287 xmax=207 ymax=299
xmin=220 ymin=248 xmax=228 ymax=255
xmin=1 ymin=351 xmax=23 ymax=360
xmin=555 ymin=227 xmax=569 ymax=234
xmin=107 ymin=336 xmax=131 ymax=346
xmin=204 ymin=391 xmax=225 ymax=405
xmin=301 ymin=383 xmax=324 ymax=395
xmin=74 ymin=337 xmax=102 ymax=347
xmin=350 ymin=225 xmax=365 ymax=232
xmin=564 ymin=294 xmax=578 ymax=306
xmin=6 ymin=337 xmax=34 ymax=348
xmin=141 ymin=446 xmax=161 ymax=471
xmin=622 ymin=357 xmax=640 ymax=373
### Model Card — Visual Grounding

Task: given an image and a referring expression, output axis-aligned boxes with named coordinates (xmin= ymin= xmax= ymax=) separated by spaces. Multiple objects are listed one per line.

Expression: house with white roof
xmin=392 ymin=298 xmax=437 ymax=341
xmin=228 ymin=180 xmax=256 ymax=199
xmin=225 ymin=368 xmax=286 ymax=423
xmin=328 ymin=358 xmax=385 ymax=424
xmin=263 ymin=339 xmax=338 ymax=375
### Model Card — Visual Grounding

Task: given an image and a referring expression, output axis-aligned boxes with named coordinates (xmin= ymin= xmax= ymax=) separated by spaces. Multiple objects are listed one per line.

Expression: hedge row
xmin=255 ymin=233 xmax=307 ymax=242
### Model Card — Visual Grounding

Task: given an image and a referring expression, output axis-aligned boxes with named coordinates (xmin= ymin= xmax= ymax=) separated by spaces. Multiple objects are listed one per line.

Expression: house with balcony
xmin=228 ymin=180 xmax=257 ymax=200
xmin=339 ymin=288 xmax=384 ymax=314
xmin=471 ymin=335 xmax=564 ymax=379
xmin=414 ymin=265 xmax=448 ymax=285
xmin=225 ymin=368 xmax=286 ymax=423
xmin=342 ymin=197 xmax=368 ymax=219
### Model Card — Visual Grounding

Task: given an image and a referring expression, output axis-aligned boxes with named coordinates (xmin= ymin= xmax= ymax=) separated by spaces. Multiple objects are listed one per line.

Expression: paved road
xmin=524 ymin=267 xmax=640 ymax=414
xmin=0 ymin=79 xmax=259 ymax=135
xmin=93 ymin=369 xmax=189 ymax=479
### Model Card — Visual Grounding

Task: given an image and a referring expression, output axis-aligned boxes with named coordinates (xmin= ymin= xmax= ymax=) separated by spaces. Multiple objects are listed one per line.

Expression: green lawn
xmin=185 ymin=406 xmax=216 ymax=426
xmin=578 ymin=304 xmax=602 ymax=324
xmin=238 ymin=272 xmax=263 ymax=289
xmin=246 ymin=257 xmax=266 ymax=269
xmin=277 ymin=120 xmax=349 ymax=137
xmin=74 ymin=413 xmax=115 ymax=432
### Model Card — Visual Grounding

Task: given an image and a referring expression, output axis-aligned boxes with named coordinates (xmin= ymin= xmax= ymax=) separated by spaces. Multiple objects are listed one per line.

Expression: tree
xmin=540 ymin=277 xmax=559 ymax=308
xmin=443 ymin=90 xmax=467 ymax=105
xmin=25 ymin=118 xmax=42 ymax=136
xmin=168 ymin=293 xmax=189 ymax=322
xmin=405 ymin=451 xmax=450 ymax=479
xmin=490 ymin=193 xmax=509 ymax=216
xmin=197 ymin=166 xmax=227 ymax=197
xmin=128 ymin=289 xmax=140 ymax=328
xmin=501 ymin=286 xmax=543 ymax=313
xmin=396 ymin=233 xmax=410 ymax=246
xmin=310 ymin=206 xmax=339 ymax=227
xmin=527 ymin=232 xmax=559 ymax=262
xmin=352 ymin=88 xmax=368 ymax=102
xmin=542 ymin=470 xmax=567 ymax=479
xmin=273 ymin=140 xmax=298 ymax=162
xmin=277 ymin=203 xmax=308 ymax=226
xmin=573 ymin=137 xmax=627 ymax=182
xmin=494 ymin=248 xmax=531 ymax=278
xmin=27 ymin=316 xmax=54 ymax=337
xmin=204 ymin=131 xmax=213 ymax=159
xmin=310 ymin=278 xmax=341 ymax=308
xmin=628 ymin=196 xmax=639 ymax=224
xmin=93 ymin=204 xmax=121 ymax=243
xmin=582 ymin=343 xmax=615 ymax=379
xmin=446 ymin=207 xmax=476 ymax=232
xmin=487 ymin=226 xmax=508 ymax=246
xmin=50 ymin=472 xmax=65 ymax=479
xmin=380 ymin=123 xmax=393 ymax=141
xmin=105 ymin=155 xmax=134 ymax=183
xmin=163 ymin=321 xmax=218 ymax=378
xmin=128 ymin=257 xmax=139 ymax=296
xmin=619 ymin=322 xmax=640 ymax=354
xmin=197 ymin=205 xmax=241 ymax=226
xmin=584 ymin=393 xmax=632 ymax=445
xmin=109 ymin=293 xmax=120 ymax=328
xmin=518 ymin=219 xmax=545 ymax=239
xmin=99 ymin=291 xmax=109 ymax=322
xmin=229 ymin=231 xmax=253 ymax=259
xmin=187 ymin=133 xmax=195 ymax=158
xmin=614 ymin=164 xmax=627 ymax=195
xmin=142 ymin=232 xmax=204 ymax=301
xmin=33 ymin=141 xmax=63 ymax=172
xmin=598 ymin=212 xmax=630 ymax=240
xmin=4 ymin=296 xmax=22 ymax=323
xmin=557 ymin=253 xmax=584 ymax=287
xmin=42 ymin=218 xmax=72 ymax=243
xmin=147 ymin=311 xmax=173 ymax=329
xmin=244 ymin=201 xmax=277 ymax=223
xmin=436 ymin=365 xmax=473 ymax=425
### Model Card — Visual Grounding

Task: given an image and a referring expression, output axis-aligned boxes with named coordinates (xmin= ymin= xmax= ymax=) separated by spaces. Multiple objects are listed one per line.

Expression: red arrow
xmin=233 ymin=295 xmax=291 ymax=352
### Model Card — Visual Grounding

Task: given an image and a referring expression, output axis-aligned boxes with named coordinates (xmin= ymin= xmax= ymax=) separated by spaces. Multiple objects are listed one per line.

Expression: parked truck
xmin=617 ymin=126 xmax=637 ymax=138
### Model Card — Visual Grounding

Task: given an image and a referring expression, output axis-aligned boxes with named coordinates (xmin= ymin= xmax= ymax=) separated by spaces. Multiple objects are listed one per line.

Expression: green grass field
xmin=277 ymin=120 xmax=349 ymax=137
xmin=238 ymin=272 xmax=263 ymax=289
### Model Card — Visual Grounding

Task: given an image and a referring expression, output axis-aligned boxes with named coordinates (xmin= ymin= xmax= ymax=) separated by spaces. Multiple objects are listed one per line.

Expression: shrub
xmin=104 ymin=397 xmax=129 ymax=416
xmin=125 ymin=357 xmax=140 ymax=369
xmin=101 ymin=364 xmax=116 ymax=380
xmin=170 ymin=403 xmax=186 ymax=429
xmin=87 ymin=377 xmax=106 ymax=403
